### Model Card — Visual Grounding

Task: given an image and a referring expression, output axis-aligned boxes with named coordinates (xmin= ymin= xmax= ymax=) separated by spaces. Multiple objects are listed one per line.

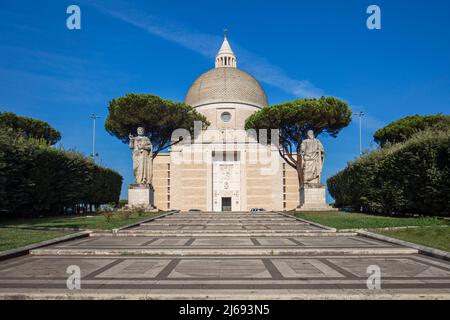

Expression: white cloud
xmin=87 ymin=0 xmax=323 ymax=98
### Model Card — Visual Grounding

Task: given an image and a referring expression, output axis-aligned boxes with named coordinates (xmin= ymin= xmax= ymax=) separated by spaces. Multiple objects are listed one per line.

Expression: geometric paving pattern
xmin=0 ymin=212 xmax=449 ymax=299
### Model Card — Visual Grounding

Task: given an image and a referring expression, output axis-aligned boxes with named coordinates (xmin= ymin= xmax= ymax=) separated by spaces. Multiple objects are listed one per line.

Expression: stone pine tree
xmin=373 ymin=114 xmax=450 ymax=147
xmin=105 ymin=93 xmax=210 ymax=158
xmin=0 ymin=112 xmax=61 ymax=145
xmin=245 ymin=97 xmax=352 ymax=186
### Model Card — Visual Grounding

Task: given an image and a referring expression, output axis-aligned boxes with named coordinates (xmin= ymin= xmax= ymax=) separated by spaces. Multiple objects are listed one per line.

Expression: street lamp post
xmin=354 ymin=112 xmax=365 ymax=155
xmin=90 ymin=113 xmax=101 ymax=163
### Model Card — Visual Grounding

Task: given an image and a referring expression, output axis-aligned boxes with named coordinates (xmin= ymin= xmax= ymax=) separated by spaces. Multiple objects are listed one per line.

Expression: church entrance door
xmin=221 ymin=197 xmax=232 ymax=211
xmin=212 ymin=151 xmax=241 ymax=212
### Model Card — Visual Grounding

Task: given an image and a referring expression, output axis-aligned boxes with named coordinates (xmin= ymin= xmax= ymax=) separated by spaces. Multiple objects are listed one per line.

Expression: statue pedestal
xmin=128 ymin=184 xmax=155 ymax=210
xmin=296 ymin=183 xmax=336 ymax=212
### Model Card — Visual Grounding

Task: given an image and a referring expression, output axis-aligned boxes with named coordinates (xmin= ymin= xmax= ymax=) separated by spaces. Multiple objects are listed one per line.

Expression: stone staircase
xmin=31 ymin=212 xmax=417 ymax=256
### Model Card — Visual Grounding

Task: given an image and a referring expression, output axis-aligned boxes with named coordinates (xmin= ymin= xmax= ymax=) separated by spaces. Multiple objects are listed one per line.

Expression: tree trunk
xmin=296 ymin=146 xmax=304 ymax=187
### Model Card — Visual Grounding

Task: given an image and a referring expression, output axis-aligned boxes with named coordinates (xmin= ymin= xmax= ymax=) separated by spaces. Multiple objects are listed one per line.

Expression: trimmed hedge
xmin=0 ymin=129 xmax=122 ymax=216
xmin=327 ymin=130 xmax=450 ymax=216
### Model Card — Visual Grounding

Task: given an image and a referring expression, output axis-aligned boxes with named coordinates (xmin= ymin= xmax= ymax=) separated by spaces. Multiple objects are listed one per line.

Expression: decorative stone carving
xmin=129 ymin=127 xmax=153 ymax=185
xmin=127 ymin=127 xmax=155 ymax=210
xmin=297 ymin=130 xmax=335 ymax=212
xmin=213 ymin=161 xmax=241 ymax=212
xmin=301 ymin=130 xmax=325 ymax=184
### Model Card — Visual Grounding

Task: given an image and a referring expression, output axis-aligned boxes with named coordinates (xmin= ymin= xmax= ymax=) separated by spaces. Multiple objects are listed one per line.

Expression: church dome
xmin=185 ymin=33 xmax=268 ymax=109
xmin=185 ymin=67 xmax=269 ymax=108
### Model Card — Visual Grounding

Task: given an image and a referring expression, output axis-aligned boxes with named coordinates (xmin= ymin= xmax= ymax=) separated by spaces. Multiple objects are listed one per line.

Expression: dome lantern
xmin=215 ymin=29 xmax=237 ymax=68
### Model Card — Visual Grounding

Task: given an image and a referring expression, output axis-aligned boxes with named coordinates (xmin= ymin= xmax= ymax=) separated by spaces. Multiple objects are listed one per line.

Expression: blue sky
xmin=1 ymin=0 xmax=449 ymax=200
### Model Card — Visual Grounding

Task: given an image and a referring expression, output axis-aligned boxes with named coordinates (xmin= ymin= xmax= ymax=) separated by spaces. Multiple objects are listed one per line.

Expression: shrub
xmin=118 ymin=199 xmax=128 ymax=208
xmin=328 ymin=130 xmax=450 ymax=216
xmin=102 ymin=211 xmax=113 ymax=222
xmin=119 ymin=210 xmax=132 ymax=220
xmin=0 ymin=128 xmax=123 ymax=217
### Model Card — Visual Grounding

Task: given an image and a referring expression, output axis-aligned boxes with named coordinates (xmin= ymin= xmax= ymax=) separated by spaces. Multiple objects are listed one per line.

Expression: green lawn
xmin=376 ymin=226 xmax=450 ymax=252
xmin=291 ymin=211 xmax=450 ymax=230
xmin=0 ymin=211 xmax=165 ymax=231
xmin=291 ymin=211 xmax=450 ymax=252
xmin=0 ymin=228 xmax=73 ymax=252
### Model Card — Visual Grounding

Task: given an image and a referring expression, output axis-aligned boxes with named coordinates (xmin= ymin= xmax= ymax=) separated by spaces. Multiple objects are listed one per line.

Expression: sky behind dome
xmin=1 ymin=0 xmax=449 ymax=200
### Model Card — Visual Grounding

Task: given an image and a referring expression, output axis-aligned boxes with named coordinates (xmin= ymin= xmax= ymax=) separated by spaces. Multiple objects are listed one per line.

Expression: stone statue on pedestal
xmin=129 ymin=127 xmax=153 ymax=185
xmin=301 ymin=130 xmax=325 ymax=184
xmin=127 ymin=127 xmax=155 ymax=210
xmin=297 ymin=130 xmax=335 ymax=211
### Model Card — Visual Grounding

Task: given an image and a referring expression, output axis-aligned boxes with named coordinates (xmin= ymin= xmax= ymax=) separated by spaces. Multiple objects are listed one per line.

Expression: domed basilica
xmin=153 ymin=35 xmax=299 ymax=211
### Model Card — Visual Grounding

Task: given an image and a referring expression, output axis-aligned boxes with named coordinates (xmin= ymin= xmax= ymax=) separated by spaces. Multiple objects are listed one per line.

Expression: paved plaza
xmin=0 ymin=212 xmax=450 ymax=299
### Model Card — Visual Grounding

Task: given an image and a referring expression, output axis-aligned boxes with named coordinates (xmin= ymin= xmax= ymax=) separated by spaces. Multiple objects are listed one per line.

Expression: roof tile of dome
xmin=185 ymin=67 xmax=269 ymax=108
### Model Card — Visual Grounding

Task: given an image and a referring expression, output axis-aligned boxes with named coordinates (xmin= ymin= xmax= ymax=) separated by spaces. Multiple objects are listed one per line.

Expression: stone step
xmin=30 ymin=247 xmax=418 ymax=256
xmin=152 ymin=221 xmax=297 ymax=225
xmin=158 ymin=216 xmax=295 ymax=221
xmin=136 ymin=225 xmax=312 ymax=229
xmin=120 ymin=229 xmax=330 ymax=234
xmin=140 ymin=222 xmax=309 ymax=226
xmin=92 ymin=232 xmax=354 ymax=238
xmin=179 ymin=211 xmax=262 ymax=213
xmin=158 ymin=215 xmax=290 ymax=218
xmin=174 ymin=212 xmax=281 ymax=214
xmin=171 ymin=216 xmax=284 ymax=219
